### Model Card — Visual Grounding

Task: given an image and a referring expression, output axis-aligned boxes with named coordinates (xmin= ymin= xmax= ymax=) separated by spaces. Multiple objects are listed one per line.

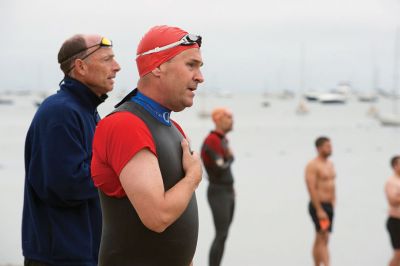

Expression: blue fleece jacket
xmin=22 ymin=77 xmax=105 ymax=266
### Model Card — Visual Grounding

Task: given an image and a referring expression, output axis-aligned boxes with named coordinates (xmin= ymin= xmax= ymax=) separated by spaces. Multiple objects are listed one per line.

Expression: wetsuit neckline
xmin=131 ymin=91 xmax=172 ymax=126
xmin=211 ymin=130 xmax=225 ymax=138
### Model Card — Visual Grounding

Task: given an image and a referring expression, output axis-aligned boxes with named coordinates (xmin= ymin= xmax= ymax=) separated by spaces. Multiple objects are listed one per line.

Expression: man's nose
xmin=113 ymin=59 xmax=121 ymax=72
xmin=194 ymin=69 xmax=204 ymax=83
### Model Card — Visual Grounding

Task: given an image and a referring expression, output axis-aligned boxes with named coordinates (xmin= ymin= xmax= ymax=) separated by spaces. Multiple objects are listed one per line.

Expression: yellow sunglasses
xmin=66 ymin=37 xmax=113 ymax=73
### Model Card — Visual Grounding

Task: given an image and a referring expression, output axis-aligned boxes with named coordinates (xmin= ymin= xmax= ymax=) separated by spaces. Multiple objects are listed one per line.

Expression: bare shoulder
xmin=386 ymin=176 xmax=396 ymax=186
xmin=305 ymin=158 xmax=318 ymax=170
xmin=305 ymin=159 xmax=318 ymax=181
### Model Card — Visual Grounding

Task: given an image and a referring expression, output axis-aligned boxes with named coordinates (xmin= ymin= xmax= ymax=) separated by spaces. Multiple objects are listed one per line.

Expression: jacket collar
xmin=60 ymin=76 xmax=107 ymax=111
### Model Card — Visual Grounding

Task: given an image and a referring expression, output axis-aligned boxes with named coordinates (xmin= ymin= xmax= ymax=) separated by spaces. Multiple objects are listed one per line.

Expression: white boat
xmin=303 ymin=91 xmax=320 ymax=101
xmin=332 ymin=82 xmax=352 ymax=96
xmin=318 ymin=93 xmax=346 ymax=104
xmin=358 ymin=92 xmax=378 ymax=102
xmin=378 ymin=113 xmax=400 ymax=126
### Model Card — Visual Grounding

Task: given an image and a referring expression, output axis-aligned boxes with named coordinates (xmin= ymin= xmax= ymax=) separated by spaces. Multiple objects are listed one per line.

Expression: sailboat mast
xmin=300 ymin=43 xmax=306 ymax=94
xmin=393 ymin=26 xmax=400 ymax=113
xmin=371 ymin=44 xmax=379 ymax=91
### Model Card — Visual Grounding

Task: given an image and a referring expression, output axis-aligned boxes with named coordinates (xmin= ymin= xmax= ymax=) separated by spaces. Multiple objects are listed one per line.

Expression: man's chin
xmin=184 ymin=100 xmax=194 ymax=108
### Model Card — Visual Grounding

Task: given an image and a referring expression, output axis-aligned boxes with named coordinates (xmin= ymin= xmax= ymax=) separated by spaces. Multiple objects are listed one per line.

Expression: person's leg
xmin=208 ymin=186 xmax=233 ymax=266
xmin=312 ymin=231 xmax=329 ymax=266
xmin=312 ymin=233 xmax=322 ymax=266
xmin=320 ymin=232 xmax=330 ymax=266
xmin=228 ymin=190 xmax=235 ymax=226
xmin=312 ymin=234 xmax=319 ymax=266
xmin=309 ymin=202 xmax=322 ymax=266
xmin=389 ymin=250 xmax=400 ymax=266
xmin=387 ymin=217 xmax=400 ymax=266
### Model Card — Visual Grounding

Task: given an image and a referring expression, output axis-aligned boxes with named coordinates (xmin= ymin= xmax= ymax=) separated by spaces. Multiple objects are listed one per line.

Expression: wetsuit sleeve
xmin=28 ymin=108 xmax=97 ymax=207
xmin=202 ymin=134 xmax=233 ymax=170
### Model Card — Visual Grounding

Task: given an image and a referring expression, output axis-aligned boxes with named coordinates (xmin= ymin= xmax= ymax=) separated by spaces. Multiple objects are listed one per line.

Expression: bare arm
xmin=119 ymin=139 xmax=202 ymax=233
xmin=332 ymin=179 xmax=336 ymax=207
xmin=305 ymin=162 xmax=328 ymax=219
xmin=386 ymin=180 xmax=400 ymax=206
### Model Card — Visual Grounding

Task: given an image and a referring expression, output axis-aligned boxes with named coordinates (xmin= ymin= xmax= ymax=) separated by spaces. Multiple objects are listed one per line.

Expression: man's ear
xmin=73 ymin=59 xmax=87 ymax=76
xmin=151 ymin=66 xmax=162 ymax=77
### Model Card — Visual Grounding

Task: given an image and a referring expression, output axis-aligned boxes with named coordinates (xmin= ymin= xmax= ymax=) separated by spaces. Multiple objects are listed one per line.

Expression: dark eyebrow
xmin=189 ymin=58 xmax=204 ymax=67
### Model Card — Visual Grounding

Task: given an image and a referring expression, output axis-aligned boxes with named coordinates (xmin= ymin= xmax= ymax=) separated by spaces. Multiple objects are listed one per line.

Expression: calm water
xmin=1 ymin=91 xmax=399 ymax=265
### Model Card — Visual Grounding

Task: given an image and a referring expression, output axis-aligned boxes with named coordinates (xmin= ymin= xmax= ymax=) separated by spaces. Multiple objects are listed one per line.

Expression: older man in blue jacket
xmin=22 ymin=34 xmax=120 ymax=266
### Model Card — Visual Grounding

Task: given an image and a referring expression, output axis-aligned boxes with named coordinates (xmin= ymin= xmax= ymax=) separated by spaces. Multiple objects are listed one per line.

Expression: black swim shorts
xmin=308 ymin=202 xmax=334 ymax=232
xmin=387 ymin=217 xmax=400 ymax=249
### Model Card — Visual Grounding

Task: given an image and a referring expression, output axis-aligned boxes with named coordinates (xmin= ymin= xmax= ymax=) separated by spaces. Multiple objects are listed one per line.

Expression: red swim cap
xmin=136 ymin=25 xmax=200 ymax=77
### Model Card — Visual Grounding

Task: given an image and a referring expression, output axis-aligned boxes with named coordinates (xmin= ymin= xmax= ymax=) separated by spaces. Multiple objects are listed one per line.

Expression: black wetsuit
xmin=201 ymin=131 xmax=235 ymax=266
xmin=98 ymin=101 xmax=198 ymax=266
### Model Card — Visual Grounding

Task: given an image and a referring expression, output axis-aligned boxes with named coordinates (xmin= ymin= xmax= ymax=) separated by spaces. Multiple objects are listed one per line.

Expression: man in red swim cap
xmin=91 ymin=25 xmax=204 ymax=266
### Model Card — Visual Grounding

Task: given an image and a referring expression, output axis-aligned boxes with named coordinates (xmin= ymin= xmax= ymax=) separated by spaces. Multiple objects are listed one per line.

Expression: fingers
xmin=181 ymin=138 xmax=194 ymax=155
xmin=181 ymin=138 xmax=190 ymax=154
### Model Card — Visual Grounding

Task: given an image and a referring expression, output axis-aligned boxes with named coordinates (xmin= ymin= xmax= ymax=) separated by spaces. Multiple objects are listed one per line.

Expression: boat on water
xmin=358 ymin=92 xmax=378 ymax=102
xmin=318 ymin=93 xmax=347 ymax=104
xmin=378 ymin=113 xmax=400 ymax=126
xmin=0 ymin=98 xmax=14 ymax=105
xmin=303 ymin=91 xmax=320 ymax=101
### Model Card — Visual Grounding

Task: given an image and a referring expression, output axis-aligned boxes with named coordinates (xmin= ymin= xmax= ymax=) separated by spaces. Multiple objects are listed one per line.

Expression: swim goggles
xmin=136 ymin=34 xmax=202 ymax=58
xmin=64 ymin=37 xmax=113 ymax=73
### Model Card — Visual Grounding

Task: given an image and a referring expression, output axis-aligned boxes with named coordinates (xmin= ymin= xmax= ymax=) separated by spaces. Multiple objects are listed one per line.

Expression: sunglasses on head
xmin=65 ymin=37 xmax=113 ymax=74
xmin=136 ymin=34 xmax=202 ymax=58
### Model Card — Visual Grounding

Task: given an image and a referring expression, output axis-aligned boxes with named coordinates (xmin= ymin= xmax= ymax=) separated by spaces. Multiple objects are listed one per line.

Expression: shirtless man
xmin=305 ymin=136 xmax=336 ymax=266
xmin=385 ymin=156 xmax=400 ymax=266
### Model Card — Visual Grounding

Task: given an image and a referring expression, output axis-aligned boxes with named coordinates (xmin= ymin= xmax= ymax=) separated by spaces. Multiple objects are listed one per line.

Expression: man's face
xmin=394 ymin=160 xmax=400 ymax=175
xmin=318 ymin=141 xmax=332 ymax=158
xmin=219 ymin=112 xmax=234 ymax=133
xmin=82 ymin=46 xmax=121 ymax=96
xmin=158 ymin=48 xmax=204 ymax=112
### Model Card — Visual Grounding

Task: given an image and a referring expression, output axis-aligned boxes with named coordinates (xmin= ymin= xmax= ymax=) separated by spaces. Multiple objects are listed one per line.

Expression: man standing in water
xmin=201 ymin=107 xmax=235 ymax=266
xmin=305 ymin=136 xmax=336 ymax=266
xmin=385 ymin=156 xmax=400 ymax=266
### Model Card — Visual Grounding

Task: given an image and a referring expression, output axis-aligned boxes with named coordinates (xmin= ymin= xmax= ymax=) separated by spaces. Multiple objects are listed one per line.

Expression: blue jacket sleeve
xmin=28 ymin=107 xmax=98 ymax=207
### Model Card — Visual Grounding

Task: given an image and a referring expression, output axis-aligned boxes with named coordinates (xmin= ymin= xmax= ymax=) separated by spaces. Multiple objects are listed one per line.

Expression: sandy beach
xmin=0 ymin=91 xmax=398 ymax=265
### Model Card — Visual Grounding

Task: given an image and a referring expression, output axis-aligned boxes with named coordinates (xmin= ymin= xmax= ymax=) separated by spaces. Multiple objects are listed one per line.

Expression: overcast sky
xmin=1 ymin=0 xmax=400 ymax=93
